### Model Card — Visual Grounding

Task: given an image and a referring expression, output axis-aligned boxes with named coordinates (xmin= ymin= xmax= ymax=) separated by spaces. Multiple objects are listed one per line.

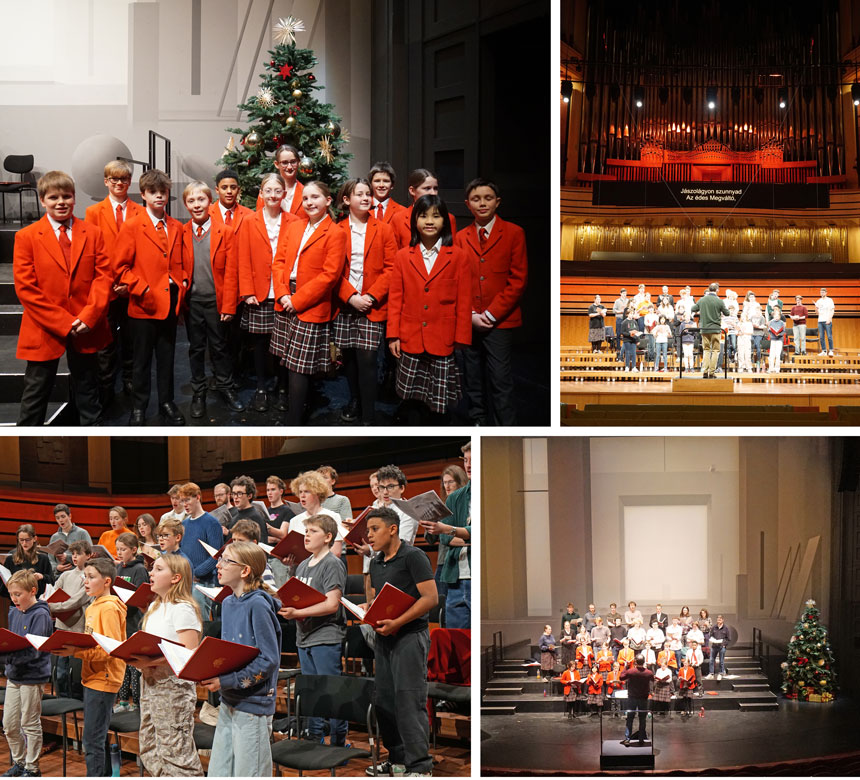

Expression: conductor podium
xmin=599 ymin=698 xmax=656 ymax=770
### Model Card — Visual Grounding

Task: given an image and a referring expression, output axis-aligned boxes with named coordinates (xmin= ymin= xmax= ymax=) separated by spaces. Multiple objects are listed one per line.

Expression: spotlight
xmin=778 ymin=87 xmax=787 ymax=109
xmin=633 ymin=85 xmax=644 ymax=108
xmin=852 ymin=82 xmax=860 ymax=106
xmin=706 ymin=86 xmax=717 ymax=110
xmin=561 ymin=80 xmax=573 ymax=103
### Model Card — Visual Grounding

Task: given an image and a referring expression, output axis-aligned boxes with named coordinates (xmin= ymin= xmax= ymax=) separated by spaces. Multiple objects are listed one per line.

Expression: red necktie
xmin=115 ymin=203 xmax=123 ymax=228
xmin=196 ymin=225 xmax=204 ymax=238
xmin=376 ymin=203 xmax=384 ymax=221
xmin=225 ymin=208 xmax=233 ymax=226
xmin=58 ymin=223 xmax=72 ymax=271
xmin=479 ymin=227 xmax=488 ymax=246
xmin=155 ymin=221 xmax=168 ymax=252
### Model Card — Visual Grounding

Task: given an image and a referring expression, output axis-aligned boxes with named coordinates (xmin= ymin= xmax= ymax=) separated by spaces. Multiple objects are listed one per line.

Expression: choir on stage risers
xmin=588 ymin=283 xmax=837 ymax=377
xmin=0 ymin=454 xmax=471 ymax=777
xmin=541 ymin=602 xmax=732 ymax=719
xmin=13 ymin=157 xmax=528 ymax=426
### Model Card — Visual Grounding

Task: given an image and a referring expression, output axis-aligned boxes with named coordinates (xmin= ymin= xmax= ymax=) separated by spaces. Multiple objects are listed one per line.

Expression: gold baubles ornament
xmin=325 ymin=120 xmax=341 ymax=138
xmin=292 ymin=88 xmax=303 ymax=99
xmin=817 ymin=659 xmax=824 ymax=666
xmin=298 ymin=156 xmax=315 ymax=177
xmin=285 ymin=116 xmax=296 ymax=126
xmin=819 ymin=679 xmax=826 ymax=685
xmin=244 ymin=131 xmax=262 ymax=148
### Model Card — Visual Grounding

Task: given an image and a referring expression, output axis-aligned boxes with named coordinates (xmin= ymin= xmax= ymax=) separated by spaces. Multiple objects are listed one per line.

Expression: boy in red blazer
xmin=208 ymin=168 xmax=254 ymax=233
xmin=368 ymin=161 xmax=406 ymax=226
xmin=14 ymin=171 xmax=112 ymax=425
xmin=85 ymin=160 xmax=145 ymax=404
xmin=455 ymin=178 xmax=528 ymax=425
xmin=181 ymin=182 xmax=245 ymax=419
xmin=113 ymin=169 xmax=188 ymax=425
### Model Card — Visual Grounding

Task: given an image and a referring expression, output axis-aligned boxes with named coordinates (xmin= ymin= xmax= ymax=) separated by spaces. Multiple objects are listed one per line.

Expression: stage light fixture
xmin=561 ymin=79 xmax=573 ymax=103
xmin=778 ymin=87 xmax=787 ymax=109
xmin=706 ymin=86 xmax=717 ymax=110
xmin=633 ymin=85 xmax=644 ymax=108
xmin=852 ymin=82 xmax=860 ymax=106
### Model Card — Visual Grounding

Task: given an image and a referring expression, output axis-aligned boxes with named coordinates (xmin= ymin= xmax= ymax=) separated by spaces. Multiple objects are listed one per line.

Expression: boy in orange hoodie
xmin=55 ymin=556 xmax=126 ymax=776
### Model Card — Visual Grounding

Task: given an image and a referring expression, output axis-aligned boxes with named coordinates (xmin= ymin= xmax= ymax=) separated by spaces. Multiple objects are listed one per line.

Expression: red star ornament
xmin=280 ymin=63 xmax=294 ymax=80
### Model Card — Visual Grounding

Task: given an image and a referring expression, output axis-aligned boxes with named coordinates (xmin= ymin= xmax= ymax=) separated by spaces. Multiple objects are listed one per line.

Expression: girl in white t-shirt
xmin=653 ymin=315 xmax=672 ymax=371
xmin=129 ymin=555 xmax=203 ymax=776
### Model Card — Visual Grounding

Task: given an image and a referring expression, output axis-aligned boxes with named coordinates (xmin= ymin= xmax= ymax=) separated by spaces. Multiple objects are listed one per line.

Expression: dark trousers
xmin=82 ymin=686 xmax=116 ymax=776
xmin=625 ymin=697 xmax=650 ymax=740
xmin=55 ymin=655 xmax=83 ymax=699
xmin=187 ymin=295 xmax=233 ymax=395
xmin=96 ymin=297 xmax=134 ymax=391
xmin=464 ymin=326 xmax=516 ymax=425
xmin=18 ymin=344 xmax=101 ymax=426
xmin=129 ymin=286 xmax=179 ymax=411
xmin=375 ymin=630 xmax=431 ymax=774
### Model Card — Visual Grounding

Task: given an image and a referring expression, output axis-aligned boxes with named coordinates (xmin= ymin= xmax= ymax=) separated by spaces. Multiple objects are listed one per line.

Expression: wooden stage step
xmin=482 ymin=706 xmax=517 ymax=715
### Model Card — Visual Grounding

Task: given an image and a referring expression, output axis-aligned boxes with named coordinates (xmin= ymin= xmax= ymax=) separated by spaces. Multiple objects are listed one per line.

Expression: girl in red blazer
xmin=238 ymin=173 xmax=299 ymax=412
xmin=586 ymin=663 xmax=605 ymax=717
xmin=271 ymin=181 xmax=348 ymax=425
xmin=333 ymin=178 xmax=397 ymax=425
xmin=387 ymin=195 xmax=471 ymax=423
xmin=560 ymin=660 xmax=579 ymax=719
xmin=254 ymin=144 xmax=304 ymax=216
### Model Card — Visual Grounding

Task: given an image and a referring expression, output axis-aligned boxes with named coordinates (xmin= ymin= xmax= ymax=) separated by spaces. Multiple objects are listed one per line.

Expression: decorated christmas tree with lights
xmin=218 ymin=16 xmax=351 ymax=207
xmin=781 ymin=599 xmax=837 ymax=702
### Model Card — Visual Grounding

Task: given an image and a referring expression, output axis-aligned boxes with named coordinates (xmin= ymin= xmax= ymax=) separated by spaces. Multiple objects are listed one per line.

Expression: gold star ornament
xmin=256 ymin=88 xmax=275 ymax=108
xmin=273 ymin=16 xmax=306 ymax=46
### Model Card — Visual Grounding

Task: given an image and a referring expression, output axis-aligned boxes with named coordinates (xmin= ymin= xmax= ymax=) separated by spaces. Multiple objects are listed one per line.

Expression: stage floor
xmin=480 ymin=700 xmax=860 ymax=775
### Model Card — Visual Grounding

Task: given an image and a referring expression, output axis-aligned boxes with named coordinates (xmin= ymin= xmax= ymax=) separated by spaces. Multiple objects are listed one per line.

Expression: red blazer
xmin=455 ymin=217 xmax=528 ymax=328
xmin=272 ymin=216 xmax=347 ymax=323
xmin=576 ymin=644 xmax=594 ymax=670
xmin=209 ymin=202 xmax=254 ymax=235
xmin=597 ymin=650 xmax=614 ymax=673
xmin=374 ymin=198 xmax=407 ymax=226
xmin=182 ymin=221 xmax=239 ymax=315
xmin=586 ymin=674 xmax=604 ymax=696
xmin=14 ymin=216 xmax=112 ymax=360
xmin=387 ymin=244 xmax=472 ymax=356
xmin=237 ymin=209 xmax=299 ymax=302
xmin=560 ymin=668 xmax=581 ymax=697
xmin=336 ymin=215 xmax=397 ymax=322
xmin=84 ymin=197 xmax=145 ymax=256
xmin=255 ymin=181 xmax=304 ymax=216
xmin=657 ymin=650 xmax=678 ymax=669
xmin=606 ymin=671 xmax=624 ymax=693
xmin=392 ymin=204 xmax=458 ymax=249
xmin=114 ymin=213 xmax=188 ymax=319
xmin=678 ymin=666 xmax=698 ymax=690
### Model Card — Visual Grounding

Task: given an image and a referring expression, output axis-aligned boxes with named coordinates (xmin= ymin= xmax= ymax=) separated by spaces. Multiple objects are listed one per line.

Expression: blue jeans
xmin=752 ymin=334 xmax=763 ymax=363
xmin=625 ymin=697 xmax=650 ymax=740
xmin=297 ymin=644 xmax=348 ymax=744
xmin=82 ymin=687 xmax=116 ymax=777
xmin=445 ymin=579 xmax=471 ymax=629
xmin=622 ymin=341 xmax=637 ymax=370
xmin=208 ymin=703 xmax=273 ymax=777
xmin=818 ymin=321 xmax=833 ymax=351
xmin=709 ymin=643 xmax=726 ymax=675
xmin=654 ymin=341 xmax=668 ymax=369
xmin=726 ymin=333 xmax=737 ymax=361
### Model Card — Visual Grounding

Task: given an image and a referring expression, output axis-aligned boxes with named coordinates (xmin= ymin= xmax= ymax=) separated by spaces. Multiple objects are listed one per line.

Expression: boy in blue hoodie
xmin=201 ymin=541 xmax=282 ymax=777
xmin=1 ymin=569 xmax=53 ymax=777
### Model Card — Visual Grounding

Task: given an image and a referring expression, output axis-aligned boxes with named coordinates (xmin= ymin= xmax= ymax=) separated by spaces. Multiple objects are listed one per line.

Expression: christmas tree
xmin=218 ymin=16 xmax=352 ymax=207
xmin=781 ymin=599 xmax=837 ymax=702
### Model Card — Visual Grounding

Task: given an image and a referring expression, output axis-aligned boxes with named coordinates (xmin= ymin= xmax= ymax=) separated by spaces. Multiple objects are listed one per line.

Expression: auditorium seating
xmin=560 ymin=403 xmax=837 ymax=426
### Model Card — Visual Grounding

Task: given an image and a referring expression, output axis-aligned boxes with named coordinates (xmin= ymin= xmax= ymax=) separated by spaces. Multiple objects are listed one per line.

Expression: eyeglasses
xmin=219 ymin=556 xmax=242 ymax=567
xmin=231 ymin=491 xmax=247 ymax=497
xmin=156 ymin=533 xmax=173 ymax=540
xmin=107 ymin=177 xmax=131 ymax=184
xmin=378 ymin=484 xmax=400 ymax=491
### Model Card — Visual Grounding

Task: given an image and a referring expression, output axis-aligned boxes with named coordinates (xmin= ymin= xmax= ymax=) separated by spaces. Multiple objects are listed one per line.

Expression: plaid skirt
xmin=270 ymin=310 xmax=332 ymax=375
xmin=332 ymin=311 xmax=384 ymax=351
xmin=540 ymin=651 xmax=556 ymax=672
xmin=587 ymin=692 xmax=605 ymax=705
xmin=240 ymin=298 xmax=275 ymax=334
xmin=651 ymin=680 xmax=674 ymax=702
xmin=396 ymin=351 xmax=461 ymax=414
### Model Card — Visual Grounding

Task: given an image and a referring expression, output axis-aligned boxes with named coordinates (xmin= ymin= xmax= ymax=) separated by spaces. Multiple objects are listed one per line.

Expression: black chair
xmin=344 ymin=574 xmax=365 ymax=601
xmin=343 ymin=624 xmax=374 ymax=676
xmin=429 ymin=594 xmax=446 ymax=627
xmin=270 ymin=674 xmax=378 ymax=777
xmin=109 ymin=708 xmax=142 ymax=773
xmin=40 ymin=662 xmax=84 ymax=776
xmin=0 ymin=155 xmax=39 ymax=225
xmin=427 ymin=681 xmax=471 ymax=748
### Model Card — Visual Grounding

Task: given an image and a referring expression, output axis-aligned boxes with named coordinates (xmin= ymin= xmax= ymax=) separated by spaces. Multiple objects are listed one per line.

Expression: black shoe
xmin=275 ymin=389 xmax=289 ymax=412
xmin=340 ymin=397 xmax=360 ymax=423
xmin=220 ymin=388 xmax=245 ymax=412
xmin=253 ymin=390 xmax=268 ymax=412
xmin=128 ymin=409 xmax=146 ymax=426
xmin=621 ymin=739 xmax=630 ymax=747
xmin=190 ymin=394 xmax=206 ymax=419
xmin=158 ymin=401 xmax=185 ymax=426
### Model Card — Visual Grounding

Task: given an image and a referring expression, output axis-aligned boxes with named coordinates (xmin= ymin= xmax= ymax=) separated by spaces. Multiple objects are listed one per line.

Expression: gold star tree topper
xmin=273 ymin=16 xmax=305 ymax=46
xmin=256 ymin=87 xmax=275 ymax=108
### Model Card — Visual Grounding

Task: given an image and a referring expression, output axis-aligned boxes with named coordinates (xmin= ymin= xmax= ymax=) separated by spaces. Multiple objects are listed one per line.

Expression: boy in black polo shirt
xmin=364 ymin=507 xmax=437 ymax=778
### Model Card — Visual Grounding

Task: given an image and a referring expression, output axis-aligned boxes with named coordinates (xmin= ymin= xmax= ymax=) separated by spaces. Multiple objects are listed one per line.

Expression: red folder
xmin=269 ymin=531 xmax=311 ymax=563
xmin=28 ymin=629 xmax=97 ymax=652
xmin=159 ymin=635 xmax=260 ymax=682
xmin=44 ymin=587 xmax=80 ymax=624
xmin=113 ymin=582 xmax=156 ymax=610
xmin=340 ymin=582 xmax=416 ymax=627
xmin=276 ymin=577 xmax=326 ymax=610
xmin=343 ymin=506 xmax=373 ymax=547
xmin=94 ymin=630 xmax=182 ymax=662
xmin=0 ymin=628 xmax=34 ymax=652
xmin=194 ymin=584 xmax=230 ymax=604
